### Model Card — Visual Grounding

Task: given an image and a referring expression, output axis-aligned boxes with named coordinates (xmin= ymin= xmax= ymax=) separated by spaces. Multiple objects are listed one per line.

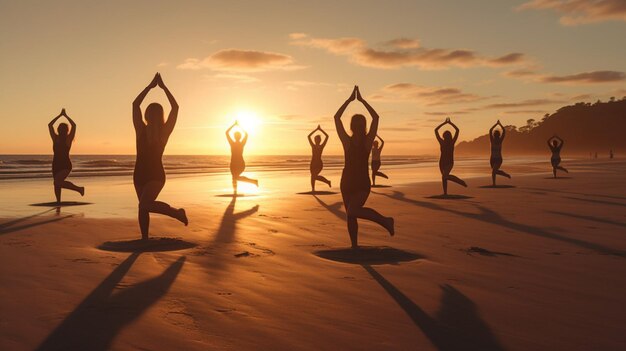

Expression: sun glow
xmin=234 ymin=109 xmax=262 ymax=134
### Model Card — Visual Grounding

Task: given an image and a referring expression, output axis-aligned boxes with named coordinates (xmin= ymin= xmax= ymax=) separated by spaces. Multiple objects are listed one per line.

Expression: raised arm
xmin=319 ymin=126 xmax=329 ymax=148
xmin=449 ymin=119 xmax=460 ymax=143
xmin=489 ymin=122 xmax=497 ymax=142
xmin=555 ymin=135 xmax=564 ymax=149
xmin=63 ymin=109 xmax=77 ymax=143
xmin=334 ymin=86 xmax=357 ymax=145
xmin=434 ymin=120 xmax=447 ymax=143
xmin=158 ymin=73 xmax=179 ymax=138
xmin=498 ymin=120 xmax=506 ymax=140
xmin=225 ymin=121 xmax=237 ymax=144
xmin=307 ymin=127 xmax=316 ymax=147
xmin=48 ymin=110 xmax=63 ymax=140
xmin=241 ymin=128 xmax=249 ymax=145
xmin=356 ymin=87 xmax=380 ymax=144
xmin=133 ymin=73 xmax=159 ymax=133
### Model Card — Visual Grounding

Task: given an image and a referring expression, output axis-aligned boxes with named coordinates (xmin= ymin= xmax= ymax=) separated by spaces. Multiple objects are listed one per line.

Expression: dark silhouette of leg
xmin=346 ymin=191 xmax=394 ymax=237
xmin=54 ymin=169 xmax=84 ymax=202
xmin=375 ymin=171 xmax=388 ymax=179
xmin=232 ymin=178 xmax=238 ymax=194
xmin=138 ymin=181 xmax=187 ymax=239
xmin=496 ymin=170 xmax=511 ymax=178
xmin=553 ymin=167 xmax=557 ymax=178
xmin=446 ymin=175 xmax=467 ymax=187
xmin=316 ymin=175 xmax=331 ymax=187
xmin=442 ymin=176 xmax=448 ymax=195
xmin=311 ymin=175 xmax=316 ymax=192
xmin=236 ymin=176 xmax=258 ymax=186
xmin=372 ymin=170 xmax=376 ymax=186
xmin=557 ymin=166 xmax=568 ymax=173
xmin=491 ymin=170 xmax=497 ymax=186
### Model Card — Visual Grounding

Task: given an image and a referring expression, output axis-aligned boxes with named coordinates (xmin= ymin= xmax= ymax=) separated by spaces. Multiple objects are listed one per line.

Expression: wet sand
xmin=1 ymin=158 xmax=624 ymax=350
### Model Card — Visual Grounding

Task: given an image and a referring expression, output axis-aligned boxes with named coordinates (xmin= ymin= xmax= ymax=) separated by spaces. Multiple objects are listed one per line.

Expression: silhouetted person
xmin=226 ymin=121 xmax=258 ymax=194
xmin=371 ymin=135 xmax=389 ymax=186
xmin=489 ymin=120 xmax=511 ymax=186
xmin=48 ymin=108 xmax=84 ymax=203
xmin=133 ymin=73 xmax=187 ymax=240
xmin=547 ymin=135 xmax=568 ymax=178
xmin=435 ymin=118 xmax=467 ymax=195
xmin=334 ymin=86 xmax=394 ymax=248
xmin=308 ymin=125 xmax=331 ymax=192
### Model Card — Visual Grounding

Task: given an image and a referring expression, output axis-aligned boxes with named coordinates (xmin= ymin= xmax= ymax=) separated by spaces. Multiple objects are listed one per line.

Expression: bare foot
xmin=79 ymin=187 xmax=85 ymax=196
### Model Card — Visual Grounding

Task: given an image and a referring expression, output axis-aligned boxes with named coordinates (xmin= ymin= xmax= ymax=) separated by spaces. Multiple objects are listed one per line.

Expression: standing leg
xmin=311 ymin=175 xmax=316 ymax=192
xmin=53 ymin=169 xmax=71 ymax=203
xmin=346 ymin=191 xmax=394 ymax=236
xmin=138 ymin=181 xmax=187 ymax=239
xmin=442 ymin=176 xmax=448 ymax=195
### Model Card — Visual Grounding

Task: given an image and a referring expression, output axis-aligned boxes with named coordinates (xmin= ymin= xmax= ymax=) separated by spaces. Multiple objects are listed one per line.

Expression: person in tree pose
xmin=334 ymin=86 xmax=394 ymax=248
xmin=371 ymin=135 xmax=389 ymax=186
xmin=226 ymin=121 xmax=258 ymax=194
xmin=435 ymin=117 xmax=467 ymax=195
xmin=547 ymin=135 xmax=568 ymax=178
xmin=489 ymin=120 xmax=511 ymax=186
xmin=132 ymin=73 xmax=188 ymax=239
xmin=307 ymin=125 xmax=331 ymax=192
xmin=48 ymin=108 xmax=84 ymax=203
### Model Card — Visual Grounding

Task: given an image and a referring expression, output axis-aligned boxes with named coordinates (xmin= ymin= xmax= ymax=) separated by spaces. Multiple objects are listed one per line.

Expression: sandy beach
xmin=1 ymin=157 xmax=625 ymax=350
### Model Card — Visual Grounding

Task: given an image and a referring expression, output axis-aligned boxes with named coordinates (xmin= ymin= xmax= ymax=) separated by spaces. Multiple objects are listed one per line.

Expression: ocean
xmin=0 ymin=155 xmax=436 ymax=180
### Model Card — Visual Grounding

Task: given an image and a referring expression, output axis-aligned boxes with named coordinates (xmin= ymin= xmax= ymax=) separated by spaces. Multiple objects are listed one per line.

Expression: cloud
xmin=290 ymin=33 xmax=525 ymax=70
xmin=178 ymin=49 xmax=303 ymax=72
xmin=502 ymin=110 xmax=547 ymax=115
xmin=540 ymin=70 xmax=625 ymax=84
xmin=384 ymin=38 xmax=420 ymax=49
xmin=481 ymin=98 xmax=563 ymax=109
xmin=423 ymin=111 xmax=470 ymax=116
xmin=504 ymin=68 xmax=541 ymax=78
xmin=371 ymin=83 xmax=491 ymax=105
xmin=517 ymin=0 xmax=626 ymax=25
xmin=284 ymin=80 xmax=332 ymax=91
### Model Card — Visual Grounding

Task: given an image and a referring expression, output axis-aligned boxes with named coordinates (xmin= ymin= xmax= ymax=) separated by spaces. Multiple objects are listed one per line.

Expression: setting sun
xmin=234 ymin=109 xmax=262 ymax=134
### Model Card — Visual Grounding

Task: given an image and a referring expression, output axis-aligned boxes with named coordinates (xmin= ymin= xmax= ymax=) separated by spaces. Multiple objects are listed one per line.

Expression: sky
xmin=0 ymin=0 xmax=625 ymax=155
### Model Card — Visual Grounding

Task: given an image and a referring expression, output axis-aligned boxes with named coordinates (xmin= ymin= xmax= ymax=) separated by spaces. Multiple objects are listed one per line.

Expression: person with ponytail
xmin=48 ymin=108 xmax=84 ymax=203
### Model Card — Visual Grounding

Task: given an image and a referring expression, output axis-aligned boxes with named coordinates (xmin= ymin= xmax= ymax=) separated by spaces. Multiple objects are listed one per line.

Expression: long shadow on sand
xmin=522 ymin=187 xmax=626 ymax=201
xmin=548 ymin=211 xmax=626 ymax=229
xmin=426 ymin=195 xmax=473 ymax=200
xmin=313 ymin=195 xmax=346 ymax=221
xmin=297 ymin=191 xmax=338 ymax=195
xmin=376 ymin=190 xmax=624 ymax=257
xmin=478 ymin=185 xmax=516 ymax=189
xmin=35 ymin=253 xmax=185 ymax=351
xmin=315 ymin=246 xmax=422 ymax=265
xmin=30 ymin=201 xmax=92 ymax=207
xmin=364 ymin=265 xmax=505 ymax=351
xmin=0 ymin=209 xmax=73 ymax=236
xmin=98 ymin=238 xmax=197 ymax=252
xmin=213 ymin=196 xmax=259 ymax=244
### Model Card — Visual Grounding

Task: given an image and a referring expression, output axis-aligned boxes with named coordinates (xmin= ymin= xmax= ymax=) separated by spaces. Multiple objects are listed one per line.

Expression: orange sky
xmin=0 ymin=0 xmax=624 ymax=155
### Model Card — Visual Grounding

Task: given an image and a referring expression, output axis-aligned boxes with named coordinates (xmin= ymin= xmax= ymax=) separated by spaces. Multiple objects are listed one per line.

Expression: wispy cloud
xmin=290 ymin=33 xmax=525 ymax=70
xmin=178 ymin=49 xmax=304 ymax=72
xmin=517 ymin=0 xmax=626 ymax=25
xmin=371 ymin=83 xmax=492 ymax=106
xmin=540 ymin=70 xmax=625 ymax=84
xmin=210 ymin=73 xmax=260 ymax=83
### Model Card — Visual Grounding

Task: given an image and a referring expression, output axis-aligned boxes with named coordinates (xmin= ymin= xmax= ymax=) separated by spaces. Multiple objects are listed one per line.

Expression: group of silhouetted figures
xmin=48 ymin=74 xmax=574 ymax=247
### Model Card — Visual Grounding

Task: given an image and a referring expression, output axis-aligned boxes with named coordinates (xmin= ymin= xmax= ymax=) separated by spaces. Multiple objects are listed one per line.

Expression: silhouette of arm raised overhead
xmin=225 ymin=121 xmax=237 ymax=145
xmin=434 ymin=119 xmax=447 ymax=144
xmin=63 ymin=109 xmax=77 ymax=145
xmin=334 ymin=86 xmax=357 ymax=146
xmin=489 ymin=122 xmax=497 ymax=142
xmin=133 ymin=73 xmax=159 ymax=134
xmin=554 ymin=135 xmax=564 ymax=149
xmin=307 ymin=127 xmax=317 ymax=147
xmin=498 ymin=120 xmax=506 ymax=140
xmin=357 ymin=87 xmax=380 ymax=145
xmin=158 ymin=74 xmax=179 ymax=139
xmin=449 ymin=118 xmax=460 ymax=143
xmin=48 ymin=109 xmax=63 ymax=140
xmin=241 ymin=127 xmax=248 ymax=145
xmin=319 ymin=125 xmax=329 ymax=148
